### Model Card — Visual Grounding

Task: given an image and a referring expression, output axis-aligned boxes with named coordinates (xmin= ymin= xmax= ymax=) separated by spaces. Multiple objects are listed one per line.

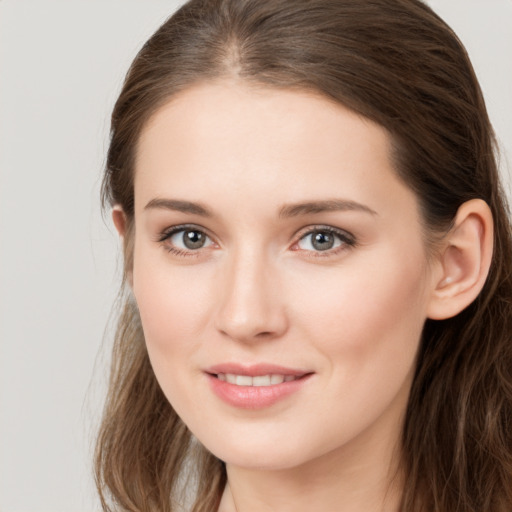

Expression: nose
xmin=214 ymin=249 xmax=289 ymax=343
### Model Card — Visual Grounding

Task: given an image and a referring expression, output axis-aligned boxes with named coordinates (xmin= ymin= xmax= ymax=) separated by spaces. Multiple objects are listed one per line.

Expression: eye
xmin=171 ymin=229 xmax=210 ymax=250
xmin=158 ymin=225 xmax=215 ymax=254
xmin=295 ymin=227 xmax=355 ymax=254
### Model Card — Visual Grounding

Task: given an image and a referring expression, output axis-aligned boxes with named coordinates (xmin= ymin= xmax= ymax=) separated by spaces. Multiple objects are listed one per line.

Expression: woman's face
xmin=130 ymin=81 xmax=437 ymax=471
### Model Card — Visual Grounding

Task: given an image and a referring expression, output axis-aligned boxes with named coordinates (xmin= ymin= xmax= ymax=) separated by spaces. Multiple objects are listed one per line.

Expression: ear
xmin=112 ymin=205 xmax=134 ymax=288
xmin=112 ymin=204 xmax=127 ymax=237
xmin=427 ymin=199 xmax=493 ymax=320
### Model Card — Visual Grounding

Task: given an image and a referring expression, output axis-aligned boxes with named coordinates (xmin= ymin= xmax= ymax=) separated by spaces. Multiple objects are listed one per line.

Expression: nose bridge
xmin=215 ymin=245 xmax=287 ymax=342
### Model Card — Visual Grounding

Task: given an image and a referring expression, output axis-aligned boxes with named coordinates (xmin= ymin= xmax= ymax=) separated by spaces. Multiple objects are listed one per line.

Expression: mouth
xmin=205 ymin=364 xmax=313 ymax=409
xmin=214 ymin=373 xmax=303 ymax=387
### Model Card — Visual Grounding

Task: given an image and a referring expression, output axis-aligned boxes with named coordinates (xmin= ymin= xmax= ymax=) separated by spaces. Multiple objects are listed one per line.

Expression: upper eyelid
xmin=158 ymin=223 xmax=214 ymax=241
xmin=293 ymin=224 xmax=355 ymax=242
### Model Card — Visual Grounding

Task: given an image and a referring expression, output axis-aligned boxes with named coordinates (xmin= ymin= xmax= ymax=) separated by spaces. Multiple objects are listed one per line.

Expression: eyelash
xmin=156 ymin=224 xmax=357 ymax=259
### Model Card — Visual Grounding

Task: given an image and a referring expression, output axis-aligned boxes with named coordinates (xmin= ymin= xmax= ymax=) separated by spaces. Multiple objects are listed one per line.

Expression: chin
xmin=199 ymin=434 xmax=315 ymax=471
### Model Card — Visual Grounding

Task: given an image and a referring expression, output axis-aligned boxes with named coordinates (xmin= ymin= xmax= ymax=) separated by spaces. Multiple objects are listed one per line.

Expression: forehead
xmin=136 ymin=81 xmax=391 ymax=168
xmin=134 ymin=81 xmax=416 ymax=221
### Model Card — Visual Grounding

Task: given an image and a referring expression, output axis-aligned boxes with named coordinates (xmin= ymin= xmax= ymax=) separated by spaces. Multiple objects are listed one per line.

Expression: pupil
xmin=312 ymin=231 xmax=334 ymax=251
xmin=184 ymin=230 xmax=205 ymax=249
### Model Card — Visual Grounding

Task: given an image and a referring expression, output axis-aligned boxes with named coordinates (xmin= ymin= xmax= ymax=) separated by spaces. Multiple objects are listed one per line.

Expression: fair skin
xmin=113 ymin=81 xmax=493 ymax=512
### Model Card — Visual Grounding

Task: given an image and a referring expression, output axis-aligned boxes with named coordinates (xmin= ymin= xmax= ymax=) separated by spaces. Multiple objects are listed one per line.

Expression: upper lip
xmin=205 ymin=363 xmax=312 ymax=377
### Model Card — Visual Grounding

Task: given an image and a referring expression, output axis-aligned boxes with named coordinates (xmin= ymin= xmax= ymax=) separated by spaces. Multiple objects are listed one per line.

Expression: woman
xmin=95 ymin=0 xmax=512 ymax=511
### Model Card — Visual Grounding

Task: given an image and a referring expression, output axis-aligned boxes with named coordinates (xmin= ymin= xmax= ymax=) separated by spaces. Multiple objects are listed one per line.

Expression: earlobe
xmin=427 ymin=199 xmax=493 ymax=320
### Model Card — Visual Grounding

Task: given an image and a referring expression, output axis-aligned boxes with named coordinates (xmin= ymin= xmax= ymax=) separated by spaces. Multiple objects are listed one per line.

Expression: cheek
xmin=275 ymin=248 xmax=429 ymax=455
xmin=294 ymin=246 xmax=429 ymax=376
xmin=132 ymin=256 xmax=215 ymax=423
xmin=132 ymin=246 xmax=213 ymax=364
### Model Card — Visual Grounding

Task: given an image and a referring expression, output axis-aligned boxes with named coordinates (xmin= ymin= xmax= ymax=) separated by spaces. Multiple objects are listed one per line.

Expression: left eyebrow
xmin=278 ymin=199 xmax=377 ymax=218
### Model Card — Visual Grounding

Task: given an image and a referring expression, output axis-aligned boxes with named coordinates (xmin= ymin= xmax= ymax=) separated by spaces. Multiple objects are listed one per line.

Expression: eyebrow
xmin=278 ymin=199 xmax=377 ymax=218
xmin=144 ymin=198 xmax=213 ymax=217
xmin=143 ymin=197 xmax=377 ymax=218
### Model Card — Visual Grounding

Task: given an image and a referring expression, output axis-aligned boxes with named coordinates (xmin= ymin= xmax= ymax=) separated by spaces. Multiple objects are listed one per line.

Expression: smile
xmin=206 ymin=365 xmax=313 ymax=409
xmin=216 ymin=373 xmax=298 ymax=386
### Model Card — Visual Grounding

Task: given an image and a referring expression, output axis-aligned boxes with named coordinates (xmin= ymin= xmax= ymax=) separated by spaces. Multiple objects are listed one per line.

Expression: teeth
xmin=253 ymin=375 xmax=272 ymax=386
xmin=217 ymin=373 xmax=297 ymax=386
xmin=270 ymin=374 xmax=284 ymax=385
xmin=236 ymin=375 xmax=252 ymax=386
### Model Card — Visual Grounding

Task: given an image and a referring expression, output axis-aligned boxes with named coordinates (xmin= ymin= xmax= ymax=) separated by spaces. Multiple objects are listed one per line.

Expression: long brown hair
xmin=96 ymin=1 xmax=512 ymax=510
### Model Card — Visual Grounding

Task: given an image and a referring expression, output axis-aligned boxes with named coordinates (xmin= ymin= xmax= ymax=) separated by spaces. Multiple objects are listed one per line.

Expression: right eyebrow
xmin=144 ymin=198 xmax=213 ymax=217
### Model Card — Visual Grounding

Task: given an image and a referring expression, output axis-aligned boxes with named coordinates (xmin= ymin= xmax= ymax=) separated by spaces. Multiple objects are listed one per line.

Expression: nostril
xmin=255 ymin=331 xmax=273 ymax=338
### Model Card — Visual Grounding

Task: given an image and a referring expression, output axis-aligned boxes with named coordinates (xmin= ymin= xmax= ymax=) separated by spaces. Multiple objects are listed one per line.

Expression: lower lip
xmin=206 ymin=374 xmax=312 ymax=409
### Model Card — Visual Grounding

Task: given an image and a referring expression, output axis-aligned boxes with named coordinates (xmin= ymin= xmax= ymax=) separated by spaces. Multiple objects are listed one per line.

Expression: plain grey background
xmin=0 ymin=1 xmax=510 ymax=511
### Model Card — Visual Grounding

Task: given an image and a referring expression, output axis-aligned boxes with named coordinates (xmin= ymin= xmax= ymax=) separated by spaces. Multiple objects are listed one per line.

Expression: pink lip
xmin=205 ymin=363 xmax=313 ymax=410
